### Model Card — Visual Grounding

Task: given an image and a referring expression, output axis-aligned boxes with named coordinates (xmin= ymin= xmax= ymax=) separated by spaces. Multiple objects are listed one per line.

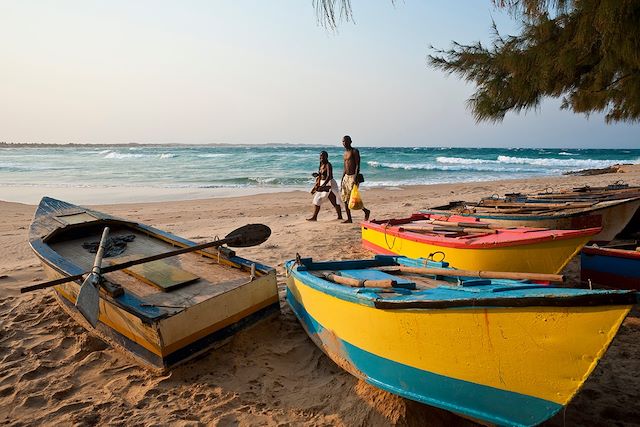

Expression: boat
xmin=285 ymin=255 xmax=638 ymax=427
xmin=422 ymin=197 xmax=640 ymax=243
xmin=530 ymin=182 xmax=640 ymax=201
xmin=361 ymin=213 xmax=599 ymax=274
xmin=581 ymin=242 xmax=640 ymax=290
xmin=28 ymin=197 xmax=279 ymax=370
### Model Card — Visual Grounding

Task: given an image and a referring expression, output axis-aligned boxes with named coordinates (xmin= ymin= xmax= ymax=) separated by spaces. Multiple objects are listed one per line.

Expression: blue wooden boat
xmin=581 ymin=242 xmax=640 ymax=290
xmin=285 ymin=255 xmax=637 ymax=427
xmin=29 ymin=197 xmax=279 ymax=370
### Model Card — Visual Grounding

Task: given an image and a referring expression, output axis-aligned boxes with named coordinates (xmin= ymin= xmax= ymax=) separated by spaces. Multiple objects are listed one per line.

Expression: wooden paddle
xmin=376 ymin=265 xmax=564 ymax=283
xmin=75 ymin=227 xmax=110 ymax=326
xmin=21 ymin=223 xmax=272 ymax=294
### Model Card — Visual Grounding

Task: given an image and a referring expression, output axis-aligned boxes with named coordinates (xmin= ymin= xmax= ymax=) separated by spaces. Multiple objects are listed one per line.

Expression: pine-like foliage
xmin=315 ymin=0 xmax=640 ymax=123
xmin=430 ymin=0 xmax=640 ymax=123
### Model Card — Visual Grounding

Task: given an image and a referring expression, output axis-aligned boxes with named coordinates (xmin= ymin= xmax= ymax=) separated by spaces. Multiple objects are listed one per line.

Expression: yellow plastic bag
xmin=348 ymin=184 xmax=364 ymax=210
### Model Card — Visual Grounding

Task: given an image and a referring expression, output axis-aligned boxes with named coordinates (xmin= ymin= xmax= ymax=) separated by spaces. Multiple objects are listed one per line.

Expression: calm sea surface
xmin=1 ymin=145 xmax=639 ymax=191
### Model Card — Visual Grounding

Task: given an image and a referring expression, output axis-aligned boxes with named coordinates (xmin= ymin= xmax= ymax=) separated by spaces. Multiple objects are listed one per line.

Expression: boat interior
xmin=45 ymin=219 xmax=254 ymax=315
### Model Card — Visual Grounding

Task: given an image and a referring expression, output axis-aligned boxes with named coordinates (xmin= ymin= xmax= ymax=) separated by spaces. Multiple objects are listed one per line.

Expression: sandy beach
xmin=1 ymin=169 xmax=639 ymax=426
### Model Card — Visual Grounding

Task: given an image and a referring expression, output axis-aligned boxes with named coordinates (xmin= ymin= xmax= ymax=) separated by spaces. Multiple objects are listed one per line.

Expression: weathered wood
xmin=377 ymin=266 xmax=564 ymax=283
xmin=479 ymin=200 xmax=595 ymax=209
xmin=322 ymin=272 xmax=397 ymax=288
xmin=76 ymin=227 xmax=110 ymax=326
xmin=399 ymin=225 xmax=498 ymax=235
xmin=21 ymin=223 xmax=271 ymax=293
xmin=116 ymin=257 xmax=200 ymax=291
xmin=425 ymin=219 xmax=499 ymax=229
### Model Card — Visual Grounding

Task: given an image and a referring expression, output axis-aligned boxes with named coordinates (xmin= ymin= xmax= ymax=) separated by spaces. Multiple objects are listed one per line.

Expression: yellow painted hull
xmin=286 ymin=271 xmax=632 ymax=426
xmin=362 ymin=226 xmax=591 ymax=274
xmin=41 ymin=262 xmax=278 ymax=369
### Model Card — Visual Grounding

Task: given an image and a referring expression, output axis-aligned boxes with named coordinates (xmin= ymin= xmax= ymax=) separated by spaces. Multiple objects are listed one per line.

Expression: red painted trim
xmin=362 ymin=215 xmax=600 ymax=249
xmin=582 ymin=246 xmax=640 ymax=260
xmin=362 ymin=239 xmax=399 ymax=256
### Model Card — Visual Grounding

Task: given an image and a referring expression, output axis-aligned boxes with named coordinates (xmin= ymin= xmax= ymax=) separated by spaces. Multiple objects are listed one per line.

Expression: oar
xmin=376 ymin=266 xmax=564 ymax=283
xmin=75 ymin=227 xmax=110 ymax=327
xmin=399 ymin=225 xmax=498 ymax=235
xmin=21 ymin=223 xmax=271 ymax=294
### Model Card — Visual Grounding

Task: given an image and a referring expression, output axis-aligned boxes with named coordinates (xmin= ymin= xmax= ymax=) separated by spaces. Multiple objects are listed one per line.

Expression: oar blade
xmin=225 ymin=224 xmax=271 ymax=247
xmin=76 ymin=274 xmax=100 ymax=327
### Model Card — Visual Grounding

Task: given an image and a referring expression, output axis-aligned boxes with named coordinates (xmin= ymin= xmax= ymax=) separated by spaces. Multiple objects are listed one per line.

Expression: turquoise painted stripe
xmin=286 ymin=286 xmax=562 ymax=427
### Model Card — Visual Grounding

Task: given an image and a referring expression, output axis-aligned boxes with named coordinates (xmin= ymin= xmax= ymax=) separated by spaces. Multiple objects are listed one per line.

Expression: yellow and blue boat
xmin=285 ymin=255 xmax=637 ymax=426
xmin=29 ymin=197 xmax=279 ymax=370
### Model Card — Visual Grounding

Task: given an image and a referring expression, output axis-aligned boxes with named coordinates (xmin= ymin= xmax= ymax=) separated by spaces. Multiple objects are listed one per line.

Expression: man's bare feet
xmin=342 ymin=219 xmax=352 ymax=223
xmin=363 ymin=208 xmax=371 ymax=221
xmin=306 ymin=217 xmax=317 ymax=221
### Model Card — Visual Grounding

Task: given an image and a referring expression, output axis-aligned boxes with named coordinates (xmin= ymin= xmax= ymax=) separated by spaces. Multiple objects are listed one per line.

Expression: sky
xmin=1 ymin=1 xmax=638 ymax=148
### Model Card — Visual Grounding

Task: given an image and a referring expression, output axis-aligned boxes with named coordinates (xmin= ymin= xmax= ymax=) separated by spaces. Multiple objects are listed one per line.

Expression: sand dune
xmin=1 ymin=170 xmax=639 ymax=426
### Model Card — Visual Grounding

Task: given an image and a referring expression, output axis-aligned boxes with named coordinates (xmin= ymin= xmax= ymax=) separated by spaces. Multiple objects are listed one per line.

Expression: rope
xmin=427 ymin=251 xmax=446 ymax=263
xmin=383 ymin=222 xmax=397 ymax=250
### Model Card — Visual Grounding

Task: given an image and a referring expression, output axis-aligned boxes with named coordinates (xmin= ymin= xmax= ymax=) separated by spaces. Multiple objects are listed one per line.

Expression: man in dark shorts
xmin=340 ymin=135 xmax=371 ymax=223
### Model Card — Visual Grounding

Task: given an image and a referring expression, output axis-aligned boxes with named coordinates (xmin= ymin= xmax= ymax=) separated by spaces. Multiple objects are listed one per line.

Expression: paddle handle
xmin=91 ymin=227 xmax=110 ymax=275
xmin=324 ymin=273 xmax=396 ymax=288
xmin=382 ymin=266 xmax=564 ymax=283
xmin=21 ymin=235 xmax=234 ymax=293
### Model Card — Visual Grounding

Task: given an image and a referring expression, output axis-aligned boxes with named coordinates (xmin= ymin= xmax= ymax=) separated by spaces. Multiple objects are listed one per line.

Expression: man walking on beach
xmin=341 ymin=135 xmax=371 ymax=223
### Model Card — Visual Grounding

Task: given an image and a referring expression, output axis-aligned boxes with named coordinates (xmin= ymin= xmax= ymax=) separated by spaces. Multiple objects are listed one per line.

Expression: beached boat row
xmin=360 ymin=184 xmax=640 ymax=278
xmin=25 ymin=193 xmax=640 ymax=427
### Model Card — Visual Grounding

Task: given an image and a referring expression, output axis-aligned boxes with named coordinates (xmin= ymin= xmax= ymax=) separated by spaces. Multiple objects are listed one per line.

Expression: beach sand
xmin=1 ymin=168 xmax=639 ymax=426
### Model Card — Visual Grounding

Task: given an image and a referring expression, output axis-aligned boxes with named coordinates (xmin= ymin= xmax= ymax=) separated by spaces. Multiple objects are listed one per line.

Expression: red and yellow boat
xmin=362 ymin=213 xmax=599 ymax=274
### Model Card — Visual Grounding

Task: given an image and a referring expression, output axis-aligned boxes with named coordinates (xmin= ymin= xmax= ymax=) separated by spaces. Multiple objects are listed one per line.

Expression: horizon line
xmin=1 ymin=142 xmax=639 ymax=150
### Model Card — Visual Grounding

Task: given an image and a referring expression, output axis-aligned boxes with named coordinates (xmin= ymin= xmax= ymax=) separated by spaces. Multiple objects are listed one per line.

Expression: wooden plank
xmin=112 ymin=257 xmax=200 ymax=291
xmin=55 ymin=212 xmax=97 ymax=225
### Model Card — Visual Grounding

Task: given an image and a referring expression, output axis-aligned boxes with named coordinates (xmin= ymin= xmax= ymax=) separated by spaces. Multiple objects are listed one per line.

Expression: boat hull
xmin=286 ymin=258 xmax=633 ymax=426
xmin=581 ymin=246 xmax=640 ymax=290
xmin=29 ymin=197 xmax=280 ymax=370
xmin=422 ymin=198 xmax=640 ymax=243
xmin=361 ymin=225 xmax=592 ymax=274
xmin=38 ymin=255 xmax=279 ymax=369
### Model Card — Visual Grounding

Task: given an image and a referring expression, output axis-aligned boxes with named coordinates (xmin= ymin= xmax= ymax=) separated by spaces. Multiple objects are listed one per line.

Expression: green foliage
xmin=431 ymin=0 xmax=640 ymax=123
xmin=315 ymin=0 xmax=640 ymax=123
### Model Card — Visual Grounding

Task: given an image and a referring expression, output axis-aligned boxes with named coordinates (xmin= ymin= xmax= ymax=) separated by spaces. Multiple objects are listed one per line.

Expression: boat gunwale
xmin=582 ymin=245 xmax=640 ymax=260
xmin=29 ymin=197 xmax=276 ymax=323
xmin=362 ymin=216 xmax=600 ymax=249
xmin=421 ymin=197 xmax=640 ymax=221
xmin=285 ymin=257 xmax=638 ymax=310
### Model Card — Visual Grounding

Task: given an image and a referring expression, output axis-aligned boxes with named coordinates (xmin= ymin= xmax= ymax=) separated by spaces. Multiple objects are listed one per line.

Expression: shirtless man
xmin=340 ymin=135 xmax=371 ymax=223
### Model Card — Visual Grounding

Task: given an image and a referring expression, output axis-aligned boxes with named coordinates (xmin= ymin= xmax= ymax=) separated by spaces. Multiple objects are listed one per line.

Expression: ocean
xmin=1 ymin=145 xmax=639 ymax=201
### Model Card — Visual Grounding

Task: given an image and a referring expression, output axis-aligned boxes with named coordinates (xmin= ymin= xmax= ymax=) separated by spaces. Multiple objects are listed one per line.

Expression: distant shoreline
xmin=0 ymin=141 xmax=336 ymax=148
xmin=2 ymin=142 xmax=639 ymax=149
